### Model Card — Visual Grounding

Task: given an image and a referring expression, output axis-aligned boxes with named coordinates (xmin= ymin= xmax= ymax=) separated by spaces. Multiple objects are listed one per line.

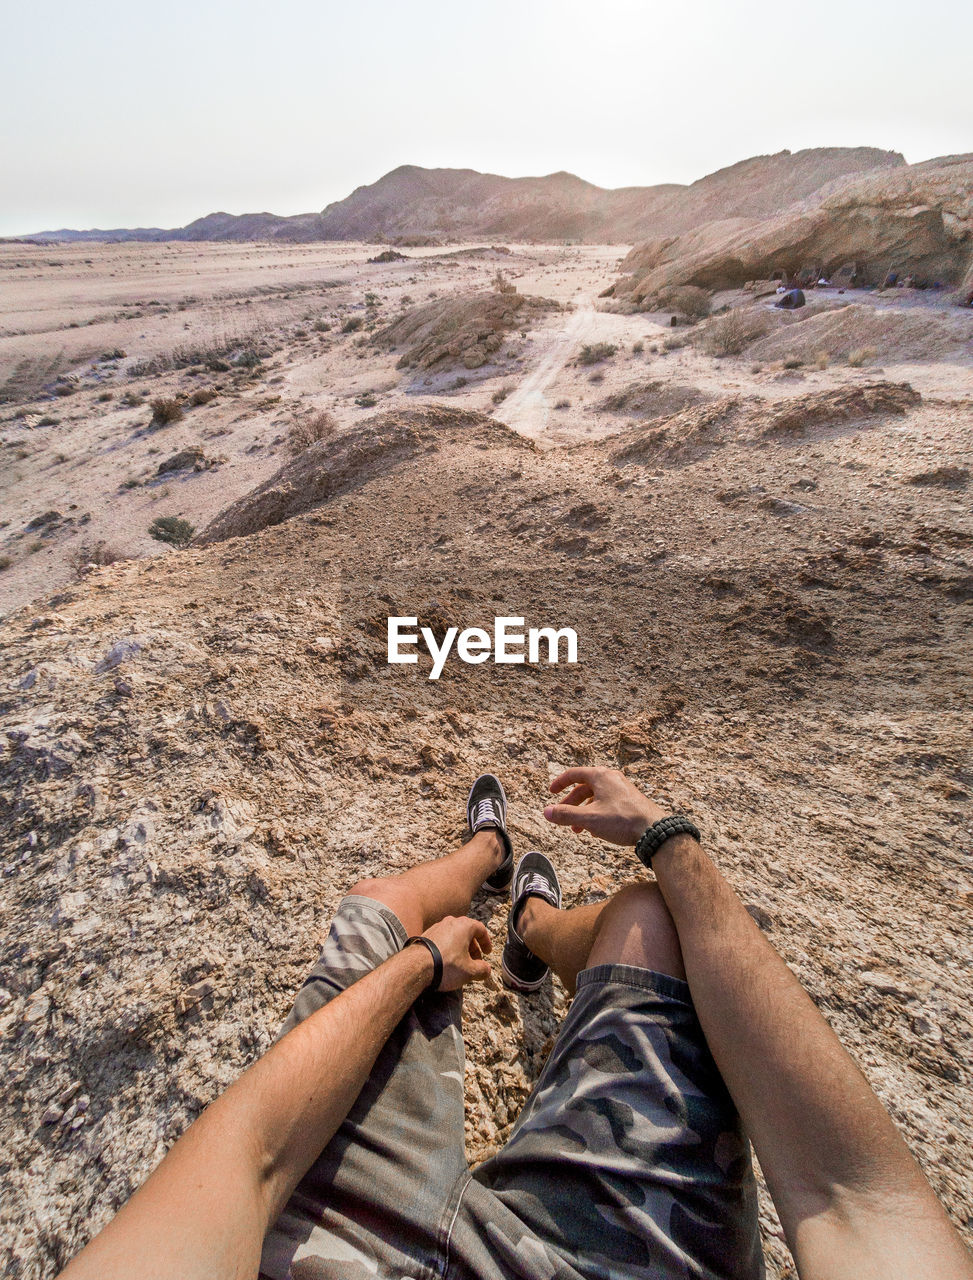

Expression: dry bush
xmin=491 ymin=386 xmax=511 ymax=405
xmin=699 ymin=310 xmax=769 ymax=357
xmin=847 ymin=346 xmax=878 ymax=367
xmin=149 ymin=397 xmax=184 ymax=427
xmin=0 ymin=555 xmax=12 ymax=571
xmin=578 ymin=343 xmax=618 ymax=366
xmin=814 ymin=351 xmax=830 ymax=370
xmin=69 ymin=541 xmax=123 ymax=577
xmin=189 ymin=388 xmax=217 ymax=407
xmin=148 ymin=516 xmax=194 ymax=547
xmin=660 ymin=285 xmax=711 ymax=320
xmin=662 ymin=334 xmax=687 ymax=352
xmin=493 ymin=270 xmax=517 ymax=295
xmin=288 ymin=410 xmax=338 ymax=455
xmin=554 ymin=398 xmax=571 ymax=409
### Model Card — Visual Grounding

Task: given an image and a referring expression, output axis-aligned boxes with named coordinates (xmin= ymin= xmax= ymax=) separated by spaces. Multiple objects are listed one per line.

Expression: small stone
xmin=57 ymin=1081 xmax=81 ymax=1106
xmin=41 ymin=1107 xmax=63 ymax=1126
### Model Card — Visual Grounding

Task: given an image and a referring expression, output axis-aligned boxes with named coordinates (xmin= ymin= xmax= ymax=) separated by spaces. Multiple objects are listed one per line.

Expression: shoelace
xmin=519 ymin=871 xmax=556 ymax=905
xmin=472 ymin=798 xmax=501 ymax=829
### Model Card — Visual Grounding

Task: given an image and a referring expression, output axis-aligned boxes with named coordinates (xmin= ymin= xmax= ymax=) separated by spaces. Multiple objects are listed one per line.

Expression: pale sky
xmin=1 ymin=0 xmax=969 ymax=236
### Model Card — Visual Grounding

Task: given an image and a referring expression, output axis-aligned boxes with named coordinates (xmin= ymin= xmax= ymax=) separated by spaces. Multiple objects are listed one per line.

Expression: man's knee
xmin=347 ymin=875 xmax=424 ymax=936
xmin=348 ymin=876 xmax=391 ymax=901
xmin=586 ymin=879 xmax=686 ymax=981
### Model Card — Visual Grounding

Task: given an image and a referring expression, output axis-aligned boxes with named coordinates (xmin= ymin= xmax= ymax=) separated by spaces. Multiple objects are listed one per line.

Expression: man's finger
xmin=544 ymin=802 xmax=597 ymax=829
xmin=469 ymin=920 xmax=492 ymax=954
xmin=562 ymin=784 xmax=593 ymax=808
xmin=549 ymin=767 xmax=599 ymax=794
xmin=471 ymin=960 xmax=492 ymax=981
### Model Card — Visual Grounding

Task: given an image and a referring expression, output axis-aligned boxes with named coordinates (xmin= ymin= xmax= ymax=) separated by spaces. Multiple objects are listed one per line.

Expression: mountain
xmin=609 ymin=153 xmax=973 ymax=299
xmin=20 ymin=148 xmax=903 ymax=245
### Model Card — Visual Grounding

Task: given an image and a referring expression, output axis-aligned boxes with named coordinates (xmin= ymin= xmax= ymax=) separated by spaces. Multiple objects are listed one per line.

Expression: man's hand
xmin=545 ymin=766 xmax=667 ymax=845
xmin=423 ymin=916 xmax=492 ymax=989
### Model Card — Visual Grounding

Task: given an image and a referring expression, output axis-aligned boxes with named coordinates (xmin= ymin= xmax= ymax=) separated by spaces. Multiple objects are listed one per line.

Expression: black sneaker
xmin=501 ymin=851 xmax=562 ymax=991
xmin=467 ymin=773 xmax=513 ymax=894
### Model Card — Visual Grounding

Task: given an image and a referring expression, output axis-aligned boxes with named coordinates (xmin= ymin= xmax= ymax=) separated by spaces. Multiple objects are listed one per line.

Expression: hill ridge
xmin=18 ymin=147 xmax=903 ymax=244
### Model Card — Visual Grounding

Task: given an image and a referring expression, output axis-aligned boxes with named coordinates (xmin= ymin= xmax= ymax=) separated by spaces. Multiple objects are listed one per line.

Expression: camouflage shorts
xmin=260 ymin=895 xmax=764 ymax=1280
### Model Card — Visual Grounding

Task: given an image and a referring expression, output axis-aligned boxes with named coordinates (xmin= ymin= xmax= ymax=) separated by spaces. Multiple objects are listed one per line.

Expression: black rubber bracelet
xmin=404 ymin=936 xmax=444 ymax=992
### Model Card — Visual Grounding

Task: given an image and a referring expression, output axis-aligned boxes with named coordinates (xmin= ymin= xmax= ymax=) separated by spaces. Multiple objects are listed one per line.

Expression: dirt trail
xmin=495 ymin=299 xmax=636 ymax=442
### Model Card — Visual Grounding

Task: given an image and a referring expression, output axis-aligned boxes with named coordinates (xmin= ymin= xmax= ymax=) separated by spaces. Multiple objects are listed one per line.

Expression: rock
xmin=97 ymin=636 xmax=148 ymax=672
xmin=23 ymin=991 xmax=50 ymax=1024
xmin=175 ymin=979 xmax=216 ymax=1016
xmin=25 ymin=510 xmax=64 ymax=533
xmin=860 ymin=970 xmax=914 ymax=1001
xmin=41 ymin=1107 xmax=63 ymax=1125
xmin=156 ymin=447 xmax=206 ymax=475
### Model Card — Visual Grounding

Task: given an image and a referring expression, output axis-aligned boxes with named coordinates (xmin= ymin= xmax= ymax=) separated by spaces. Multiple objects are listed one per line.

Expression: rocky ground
xmin=1 ymin=243 xmax=972 ymax=1278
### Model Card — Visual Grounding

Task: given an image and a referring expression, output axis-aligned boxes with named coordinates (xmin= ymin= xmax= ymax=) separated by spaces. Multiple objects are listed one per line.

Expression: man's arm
xmin=59 ymin=914 xmax=491 ymax=1280
xmin=546 ymin=767 xmax=973 ymax=1280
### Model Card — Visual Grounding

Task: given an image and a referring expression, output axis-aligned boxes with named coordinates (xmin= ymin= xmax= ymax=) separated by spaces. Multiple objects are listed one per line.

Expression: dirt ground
xmin=1 ymin=242 xmax=972 ymax=1278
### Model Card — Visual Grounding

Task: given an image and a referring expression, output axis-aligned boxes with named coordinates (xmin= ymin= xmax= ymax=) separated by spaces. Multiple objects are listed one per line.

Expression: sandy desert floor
xmin=1 ymin=242 xmax=972 ymax=1278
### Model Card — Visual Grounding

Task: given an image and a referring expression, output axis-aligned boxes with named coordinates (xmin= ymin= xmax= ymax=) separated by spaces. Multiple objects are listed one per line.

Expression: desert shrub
xmin=312 ymin=320 xmax=331 ymax=332
xmin=37 ymin=415 xmax=59 ymax=426
xmin=814 ymin=351 xmax=830 ymax=370
xmin=120 ymin=477 xmax=141 ymax=490
xmin=578 ymin=343 xmax=617 ymax=366
xmin=121 ymin=390 xmax=144 ymax=407
xmin=0 ymin=554 xmax=12 ymax=571
xmin=493 ymin=270 xmax=517 ymax=295
xmin=342 ymin=316 xmax=364 ymax=334
xmin=99 ymin=348 xmax=126 ymax=361
xmin=364 ymin=292 xmax=380 ymax=308
xmin=69 ymin=540 xmax=122 ymax=577
xmin=287 ymin=409 xmax=337 ymax=454
xmin=588 ymin=371 xmax=605 ymax=383
xmin=491 ymin=386 xmax=511 ymax=405
xmin=150 ymin=397 xmax=183 ymax=426
xmin=782 ymin=357 xmax=804 ymax=370
xmin=54 ymin=383 xmax=75 ymax=397
xmin=355 ymin=391 xmax=378 ymax=408
xmin=96 ymin=391 xmax=113 ymax=402
xmin=699 ymin=310 xmax=768 ymax=357
xmin=662 ymin=334 xmax=687 ymax=351
xmin=632 ymin=340 xmax=644 ymax=355
xmin=148 ymin=516 xmax=194 ymax=547
xmin=847 ymin=346 xmax=877 ymax=367
xmin=554 ymin=398 xmax=571 ymax=409
xmin=189 ymin=388 xmax=217 ymax=406
xmin=233 ymin=347 xmax=263 ymax=370
xmin=660 ymin=285 xmax=711 ymax=320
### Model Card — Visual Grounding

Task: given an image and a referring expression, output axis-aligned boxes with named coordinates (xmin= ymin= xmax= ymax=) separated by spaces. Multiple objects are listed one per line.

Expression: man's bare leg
xmin=349 ymin=829 xmax=506 ymax=937
xmin=519 ymin=880 xmax=686 ymax=995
